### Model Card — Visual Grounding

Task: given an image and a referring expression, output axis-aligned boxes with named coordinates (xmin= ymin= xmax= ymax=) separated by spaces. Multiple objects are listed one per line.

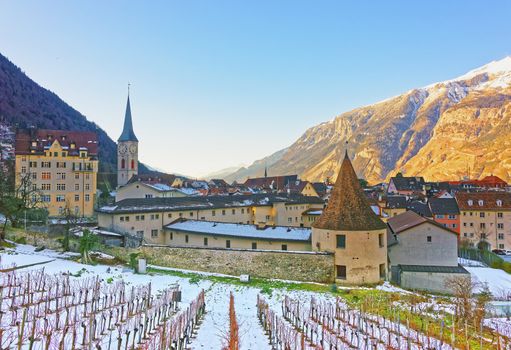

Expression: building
xmin=96 ymin=193 xmax=324 ymax=244
xmin=284 ymin=180 xmax=320 ymax=197
xmin=428 ymin=197 xmax=460 ymax=234
xmin=15 ymin=129 xmax=98 ymax=217
xmin=381 ymin=195 xmax=408 ymax=218
xmin=244 ymin=175 xmax=298 ymax=192
xmin=115 ymin=180 xmax=191 ymax=201
xmin=387 ymin=211 xmax=468 ymax=294
xmin=387 ymin=175 xmax=425 ymax=196
xmin=312 ymin=150 xmax=387 ymax=285
xmin=456 ymin=192 xmax=511 ymax=250
xmin=117 ymin=94 xmax=139 ymax=187
xmin=163 ymin=219 xmax=311 ymax=251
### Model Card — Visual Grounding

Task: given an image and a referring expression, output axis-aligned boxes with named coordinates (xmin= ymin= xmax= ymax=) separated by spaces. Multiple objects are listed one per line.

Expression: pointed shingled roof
xmin=313 ymin=150 xmax=386 ymax=231
xmin=118 ymin=95 xmax=138 ymax=142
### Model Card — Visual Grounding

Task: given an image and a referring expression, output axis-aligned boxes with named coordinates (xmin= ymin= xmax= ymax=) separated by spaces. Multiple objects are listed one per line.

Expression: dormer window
xmin=61 ymin=135 xmax=67 ymax=141
xmin=468 ymin=200 xmax=473 ymax=206
xmin=478 ymin=200 xmax=484 ymax=206
xmin=70 ymin=143 xmax=76 ymax=149
xmin=31 ymin=141 xmax=37 ymax=147
xmin=497 ymin=200 xmax=502 ymax=207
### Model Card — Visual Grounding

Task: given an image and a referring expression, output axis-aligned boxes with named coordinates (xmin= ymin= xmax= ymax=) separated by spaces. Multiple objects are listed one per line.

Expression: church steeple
xmin=118 ymin=92 xmax=138 ymax=142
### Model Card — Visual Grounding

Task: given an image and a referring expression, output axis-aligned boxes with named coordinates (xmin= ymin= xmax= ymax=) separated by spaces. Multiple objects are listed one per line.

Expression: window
xmin=336 ymin=234 xmax=346 ymax=249
xmin=151 ymin=214 xmax=155 ymax=220
xmin=75 ymin=184 xmax=79 ymax=191
xmin=85 ymin=184 xmax=90 ymax=191
xmin=121 ymin=159 xmax=126 ymax=169
xmin=189 ymin=212 xmax=193 ymax=217
xmin=467 ymin=200 xmax=473 ymax=206
xmin=498 ymin=212 xmax=503 ymax=218
xmin=379 ymin=264 xmax=386 ymax=279
xmin=463 ymin=223 xmax=467 ymax=227
xmin=185 ymin=235 xmax=189 ymax=243
xmin=85 ymin=194 xmax=90 ymax=202
xmin=140 ymin=215 xmax=145 ymax=220
xmin=241 ymin=209 xmax=245 ymax=214
xmin=75 ymin=173 xmax=79 ymax=180
xmin=287 ymin=218 xmax=292 ymax=223
xmin=498 ymin=233 xmax=504 ymax=240
xmin=168 ymin=213 xmax=172 ymax=218
xmin=32 ymin=173 xmax=37 ymax=180
xmin=498 ymin=223 xmax=504 ymax=229
xmin=265 ymin=215 xmax=270 ymax=220
xmin=480 ymin=212 xmax=485 ymax=218
xmin=170 ymin=232 xmax=173 ymax=240
xmin=41 ymin=195 xmax=51 ymax=202
xmin=427 ymin=236 xmax=432 ymax=243
xmin=232 ymin=209 xmax=235 ymax=215
xmin=478 ymin=200 xmax=484 ymax=206
xmin=74 ymin=195 xmax=79 ymax=202
xmin=57 ymin=184 xmax=66 ymax=191
xmin=41 ymin=184 xmax=51 ymax=191
xmin=378 ymin=233 xmax=384 ymax=248
xmin=131 ymin=159 xmax=135 ymax=169
xmin=252 ymin=242 xmax=257 ymax=249
xmin=452 ymin=224 xmax=457 ymax=228
xmin=135 ymin=215 xmax=140 ymax=221
xmin=212 ymin=210 xmax=216 ymax=217
xmin=436 ymin=214 xmax=444 ymax=219
xmin=151 ymin=229 xmax=158 ymax=238
xmin=281 ymin=244 xmax=287 ymax=251
xmin=204 ymin=237 xmax=208 ymax=246
xmin=448 ymin=215 xmax=456 ymax=219
xmin=21 ymin=166 xmax=26 ymax=173
xmin=120 ymin=216 xmax=124 ymax=222
xmin=136 ymin=230 xmax=144 ymax=237
xmin=470 ymin=223 xmax=474 ymax=227
xmin=42 ymin=172 xmax=51 ymax=180
xmin=499 ymin=244 xmax=505 ymax=249
xmin=226 ymin=240 xmax=231 ymax=248
xmin=497 ymin=200 xmax=502 ymax=207
xmin=85 ymin=173 xmax=90 ymax=180
xmin=56 ymin=195 xmax=65 ymax=202
xmin=480 ymin=223 xmax=486 ymax=229
xmin=336 ymin=265 xmax=347 ymax=280
xmin=125 ymin=216 xmax=130 ymax=222
xmin=145 ymin=194 xmax=153 ymax=198
xmin=222 ymin=210 xmax=226 ymax=216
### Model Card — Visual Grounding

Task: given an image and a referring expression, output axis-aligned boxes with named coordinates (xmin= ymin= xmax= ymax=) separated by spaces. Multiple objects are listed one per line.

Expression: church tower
xmin=312 ymin=148 xmax=387 ymax=284
xmin=117 ymin=93 xmax=139 ymax=187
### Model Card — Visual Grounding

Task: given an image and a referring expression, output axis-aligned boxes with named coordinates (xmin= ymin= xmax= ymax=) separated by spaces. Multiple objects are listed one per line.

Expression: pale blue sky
xmin=0 ymin=1 xmax=510 ymax=177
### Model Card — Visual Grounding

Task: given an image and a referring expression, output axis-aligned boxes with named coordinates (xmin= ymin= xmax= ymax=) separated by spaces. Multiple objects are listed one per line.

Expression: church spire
xmin=118 ymin=87 xmax=138 ymax=142
xmin=264 ymin=164 xmax=268 ymax=178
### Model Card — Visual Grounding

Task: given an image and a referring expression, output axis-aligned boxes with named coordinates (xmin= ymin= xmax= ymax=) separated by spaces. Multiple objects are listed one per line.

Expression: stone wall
xmin=108 ymin=245 xmax=335 ymax=283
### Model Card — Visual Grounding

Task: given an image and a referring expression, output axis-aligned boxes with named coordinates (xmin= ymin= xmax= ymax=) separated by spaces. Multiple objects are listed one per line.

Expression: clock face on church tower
xmin=129 ymin=144 xmax=137 ymax=154
xmin=118 ymin=144 xmax=128 ymax=154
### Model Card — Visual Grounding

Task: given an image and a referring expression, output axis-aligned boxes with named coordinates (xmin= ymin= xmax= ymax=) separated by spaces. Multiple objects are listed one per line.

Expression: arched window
xmin=131 ymin=159 xmax=135 ymax=169
xmin=478 ymin=200 xmax=484 ymax=206
xmin=497 ymin=200 xmax=502 ymax=207
xmin=121 ymin=158 xmax=126 ymax=169
xmin=467 ymin=200 xmax=473 ymax=206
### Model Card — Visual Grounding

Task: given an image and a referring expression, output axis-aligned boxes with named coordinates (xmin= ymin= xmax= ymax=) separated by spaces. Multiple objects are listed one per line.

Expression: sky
xmin=0 ymin=1 xmax=510 ymax=178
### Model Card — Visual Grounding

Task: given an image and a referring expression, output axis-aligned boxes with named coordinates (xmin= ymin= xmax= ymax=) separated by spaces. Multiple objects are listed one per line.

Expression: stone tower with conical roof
xmin=117 ymin=94 xmax=139 ymax=187
xmin=312 ymin=149 xmax=387 ymax=284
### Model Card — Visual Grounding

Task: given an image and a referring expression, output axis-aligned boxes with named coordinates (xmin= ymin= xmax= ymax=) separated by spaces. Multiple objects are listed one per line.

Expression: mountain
xmin=227 ymin=57 xmax=511 ymax=184
xmin=0 ymin=52 xmax=155 ymax=188
xmin=201 ymin=164 xmax=247 ymax=181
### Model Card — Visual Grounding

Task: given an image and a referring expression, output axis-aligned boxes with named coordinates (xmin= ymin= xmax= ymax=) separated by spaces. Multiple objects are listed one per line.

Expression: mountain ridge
xmin=226 ymin=57 xmax=511 ymax=184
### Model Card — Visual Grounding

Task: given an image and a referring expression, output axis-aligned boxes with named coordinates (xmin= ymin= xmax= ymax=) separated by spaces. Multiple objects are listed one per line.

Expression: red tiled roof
xmin=455 ymin=192 xmax=511 ymax=210
xmin=387 ymin=210 xmax=457 ymax=235
xmin=15 ymin=129 xmax=98 ymax=156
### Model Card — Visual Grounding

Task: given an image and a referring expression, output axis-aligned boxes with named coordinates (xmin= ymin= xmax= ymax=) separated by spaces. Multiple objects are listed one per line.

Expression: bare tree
xmin=0 ymin=167 xmax=46 ymax=241
xmin=445 ymin=275 xmax=476 ymax=323
xmin=61 ymin=201 xmax=79 ymax=251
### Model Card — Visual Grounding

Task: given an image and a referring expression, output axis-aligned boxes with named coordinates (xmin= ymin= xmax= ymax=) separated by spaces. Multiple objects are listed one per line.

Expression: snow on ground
xmin=458 ymin=256 xmax=486 ymax=267
xmin=466 ymin=266 xmax=511 ymax=296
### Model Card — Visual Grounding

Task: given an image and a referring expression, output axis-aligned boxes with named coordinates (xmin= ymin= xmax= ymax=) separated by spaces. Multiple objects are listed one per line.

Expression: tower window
xmin=131 ymin=159 xmax=135 ymax=169
xmin=336 ymin=234 xmax=346 ymax=249
xmin=121 ymin=158 xmax=126 ymax=169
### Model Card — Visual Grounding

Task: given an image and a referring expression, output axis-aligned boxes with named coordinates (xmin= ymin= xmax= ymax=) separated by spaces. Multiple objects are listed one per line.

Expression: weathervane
xmin=128 ymin=82 xmax=130 ymax=96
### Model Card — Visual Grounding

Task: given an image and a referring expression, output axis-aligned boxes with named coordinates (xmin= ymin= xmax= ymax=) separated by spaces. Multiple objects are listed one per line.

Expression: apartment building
xmin=456 ymin=192 xmax=511 ymax=250
xmin=15 ymin=129 xmax=98 ymax=217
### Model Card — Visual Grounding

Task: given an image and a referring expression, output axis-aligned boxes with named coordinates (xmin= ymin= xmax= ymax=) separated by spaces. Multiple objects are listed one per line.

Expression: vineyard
xmin=257 ymin=294 xmax=511 ymax=350
xmin=2 ymin=243 xmax=511 ymax=350
xmin=0 ymin=266 xmax=205 ymax=349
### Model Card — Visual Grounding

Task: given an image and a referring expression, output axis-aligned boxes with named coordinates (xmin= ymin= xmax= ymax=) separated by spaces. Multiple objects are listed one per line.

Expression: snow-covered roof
xmin=165 ymin=220 xmax=311 ymax=242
